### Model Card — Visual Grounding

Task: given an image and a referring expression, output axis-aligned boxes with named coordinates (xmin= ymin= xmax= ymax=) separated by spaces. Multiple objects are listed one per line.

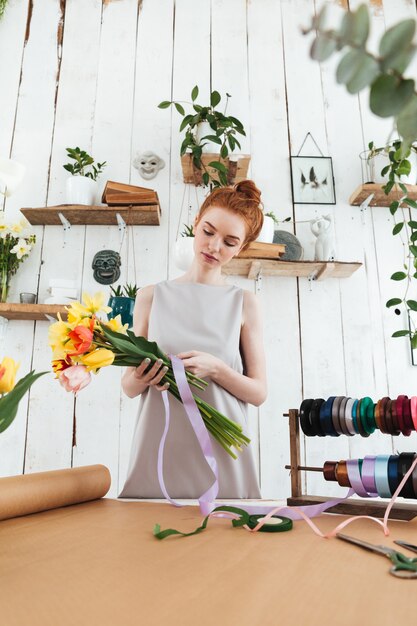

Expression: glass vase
xmin=0 ymin=267 xmax=10 ymax=303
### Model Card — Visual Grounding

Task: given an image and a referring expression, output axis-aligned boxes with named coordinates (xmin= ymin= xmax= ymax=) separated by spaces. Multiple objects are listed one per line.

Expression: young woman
xmin=118 ymin=179 xmax=267 ymax=499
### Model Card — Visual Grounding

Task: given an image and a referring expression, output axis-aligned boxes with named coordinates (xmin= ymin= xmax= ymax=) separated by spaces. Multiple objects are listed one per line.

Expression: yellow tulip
xmin=80 ymin=348 xmax=115 ymax=372
xmin=0 ymin=357 xmax=20 ymax=394
xmin=105 ymin=315 xmax=128 ymax=334
xmin=48 ymin=315 xmax=74 ymax=359
xmin=82 ymin=292 xmax=112 ymax=315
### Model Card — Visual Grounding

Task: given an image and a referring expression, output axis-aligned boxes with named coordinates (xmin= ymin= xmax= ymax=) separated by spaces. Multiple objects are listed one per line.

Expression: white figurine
xmin=132 ymin=151 xmax=165 ymax=180
xmin=310 ymin=214 xmax=335 ymax=261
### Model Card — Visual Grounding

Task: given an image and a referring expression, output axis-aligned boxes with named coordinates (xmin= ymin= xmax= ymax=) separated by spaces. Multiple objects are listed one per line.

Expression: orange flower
xmin=68 ymin=317 xmax=95 ymax=356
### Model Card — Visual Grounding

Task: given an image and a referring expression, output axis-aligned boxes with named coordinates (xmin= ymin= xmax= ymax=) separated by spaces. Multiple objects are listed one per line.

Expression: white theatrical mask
xmin=132 ymin=151 xmax=165 ymax=180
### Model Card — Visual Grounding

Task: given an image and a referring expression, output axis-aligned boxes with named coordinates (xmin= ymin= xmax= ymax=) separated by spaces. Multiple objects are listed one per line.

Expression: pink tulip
xmin=59 ymin=365 xmax=91 ymax=394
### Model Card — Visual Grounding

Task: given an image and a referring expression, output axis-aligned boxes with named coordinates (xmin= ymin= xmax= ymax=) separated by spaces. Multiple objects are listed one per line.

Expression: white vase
xmin=66 ymin=176 xmax=97 ymax=205
xmin=195 ymin=121 xmax=220 ymax=154
xmin=256 ymin=215 xmax=275 ymax=243
xmin=173 ymin=237 xmax=195 ymax=271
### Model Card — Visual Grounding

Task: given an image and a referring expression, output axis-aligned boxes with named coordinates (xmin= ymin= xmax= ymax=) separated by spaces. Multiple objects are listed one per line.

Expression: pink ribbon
xmin=157 ymin=356 xmax=417 ymax=537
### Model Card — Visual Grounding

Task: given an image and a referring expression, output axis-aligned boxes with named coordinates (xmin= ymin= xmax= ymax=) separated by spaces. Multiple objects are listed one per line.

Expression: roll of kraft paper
xmin=0 ymin=464 xmax=111 ymax=521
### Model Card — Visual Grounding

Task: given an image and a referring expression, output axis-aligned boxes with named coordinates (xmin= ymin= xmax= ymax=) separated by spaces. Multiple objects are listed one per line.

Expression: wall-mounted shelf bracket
xmin=58 ymin=212 xmax=71 ymax=246
xmin=116 ymin=212 xmax=127 ymax=244
xmin=359 ymin=193 xmax=374 ymax=224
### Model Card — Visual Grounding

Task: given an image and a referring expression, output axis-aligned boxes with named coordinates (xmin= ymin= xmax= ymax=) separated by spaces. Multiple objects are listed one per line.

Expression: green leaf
xmin=404 ymin=197 xmax=417 ymax=208
xmin=158 ymin=101 xmax=171 ymax=109
xmin=208 ymin=161 xmax=228 ymax=173
xmin=397 ymin=94 xmax=417 ymax=144
xmin=411 ymin=231 xmax=417 ymax=242
xmin=228 ymin=116 xmax=244 ymax=130
xmin=384 ymin=180 xmax=395 ymax=194
xmin=392 ymin=222 xmax=404 ymax=235
xmin=220 ymin=144 xmax=228 ymax=159
xmin=399 ymin=182 xmax=408 ymax=193
xmin=191 ymin=85 xmax=199 ymax=101
xmin=386 ymin=298 xmax=402 ymax=307
xmin=311 ymin=33 xmax=337 ymax=61
xmin=336 ymin=49 xmax=364 ymax=85
xmin=410 ymin=245 xmax=417 ymax=257
xmin=407 ymin=299 xmax=417 ymax=311
xmin=392 ymin=330 xmax=410 ymax=337
xmin=0 ymin=371 xmax=48 ymax=433
xmin=350 ymin=5 xmax=370 ymax=47
xmin=345 ymin=53 xmax=379 ymax=94
xmin=179 ymin=114 xmax=194 ymax=132
xmin=380 ymin=19 xmax=416 ymax=59
xmin=391 ymin=271 xmax=407 ymax=280
xmin=174 ymin=102 xmax=185 ymax=116
xmin=409 ymin=220 xmax=417 ymax=229
xmin=202 ymin=172 xmax=210 ymax=186
xmin=210 ymin=91 xmax=221 ymax=108
xmin=390 ymin=200 xmax=399 ymax=215
xmin=411 ymin=334 xmax=417 ymax=350
xmin=202 ymin=135 xmax=222 ymax=145
xmin=370 ymin=75 xmax=415 ymax=117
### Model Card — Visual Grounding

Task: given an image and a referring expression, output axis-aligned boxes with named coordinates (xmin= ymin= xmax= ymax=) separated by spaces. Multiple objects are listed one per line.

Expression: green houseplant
xmin=108 ymin=283 xmax=140 ymax=328
xmin=64 ymin=147 xmax=107 ymax=206
xmin=303 ymin=4 xmax=417 ymax=347
xmin=173 ymin=224 xmax=195 ymax=272
xmin=158 ymin=85 xmax=247 ymax=187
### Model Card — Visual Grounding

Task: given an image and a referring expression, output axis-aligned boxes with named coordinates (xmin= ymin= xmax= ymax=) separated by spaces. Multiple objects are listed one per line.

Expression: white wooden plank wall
xmin=0 ymin=0 xmax=416 ymax=501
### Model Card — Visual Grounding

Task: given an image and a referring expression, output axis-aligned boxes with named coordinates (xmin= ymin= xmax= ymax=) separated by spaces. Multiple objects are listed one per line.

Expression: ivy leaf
xmin=392 ymin=222 xmax=404 ymax=235
xmin=390 ymin=200 xmax=399 ymax=215
xmin=412 ymin=334 xmax=417 ymax=350
xmin=391 ymin=271 xmax=407 ymax=280
xmin=210 ymin=91 xmax=221 ymax=108
xmin=191 ymin=85 xmax=199 ymax=102
xmin=406 ymin=299 xmax=417 ymax=311
xmin=409 ymin=245 xmax=417 ymax=257
xmin=158 ymin=101 xmax=171 ymax=109
xmin=404 ymin=197 xmax=417 ymax=208
xmin=392 ymin=330 xmax=411 ymax=337
xmin=386 ymin=298 xmax=402 ymax=307
xmin=174 ymin=102 xmax=185 ymax=116
xmin=408 ymin=220 xmax=417 ymax=229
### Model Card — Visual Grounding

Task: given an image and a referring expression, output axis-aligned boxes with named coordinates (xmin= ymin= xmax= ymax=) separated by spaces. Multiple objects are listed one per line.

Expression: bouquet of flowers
xmin=0 ymin=215 xmax=36 ymax=302
xmin=0 ymin=356 xmax=46 ymax=432
xmin=48 ymin=292 xmax=250 ymax=459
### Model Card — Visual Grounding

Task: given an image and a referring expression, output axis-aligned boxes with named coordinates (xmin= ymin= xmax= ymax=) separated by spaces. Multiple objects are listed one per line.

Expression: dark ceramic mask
xmin=92 ymin=250 xmax=121 ymax=285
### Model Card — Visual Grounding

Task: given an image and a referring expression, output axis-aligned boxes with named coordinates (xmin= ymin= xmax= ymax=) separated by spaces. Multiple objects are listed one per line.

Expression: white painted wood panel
xmin=0 ymin=0 xmax=416 ymax=507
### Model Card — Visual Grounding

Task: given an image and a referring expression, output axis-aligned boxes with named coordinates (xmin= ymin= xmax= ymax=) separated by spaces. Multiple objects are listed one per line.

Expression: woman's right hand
xmin=134 ymin=358 xmax=170 ymax=392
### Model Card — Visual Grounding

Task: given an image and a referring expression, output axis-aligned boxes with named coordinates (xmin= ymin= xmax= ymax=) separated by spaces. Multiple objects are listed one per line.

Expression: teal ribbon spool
xmin=247 ymin=515 xmax=293 ymax=532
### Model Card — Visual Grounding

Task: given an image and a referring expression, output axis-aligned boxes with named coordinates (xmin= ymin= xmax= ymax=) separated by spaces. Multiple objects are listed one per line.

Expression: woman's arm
xmin=177 ymin=291 xmax=267 ymax=406
xmin=121 ymin=285 xmax=169 ymax=398
xmin=212 ymin=290 xmax=267 ymax=406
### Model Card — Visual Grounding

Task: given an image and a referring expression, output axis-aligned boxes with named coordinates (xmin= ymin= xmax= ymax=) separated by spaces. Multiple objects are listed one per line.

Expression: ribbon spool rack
xmin=284 ymin=408 xmax=417 ymax=521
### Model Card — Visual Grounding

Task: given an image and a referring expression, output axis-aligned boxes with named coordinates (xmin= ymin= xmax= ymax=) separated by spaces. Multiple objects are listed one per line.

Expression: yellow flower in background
xmin=80 ymin=348 xmax=115 ymax=372
xmin=66 ymin=300 xmax=91 ymax=325
xmin=0 ymin=357 xmax=20 ymax=394
xmin=105 ymin=315 xmax=128 ymax=334
xmin=83 ymin=292 xmax=111 ymax=315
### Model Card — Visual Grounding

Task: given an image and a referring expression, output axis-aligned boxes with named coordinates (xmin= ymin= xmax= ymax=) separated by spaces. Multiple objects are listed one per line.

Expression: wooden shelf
xmin=349 ymin=183 xmax=417 ymax=207
xmin=222 ymin=258 xmax=362 ymax=280
xmin=20 ymin=204 xmax=161 ymax=226
xmin=0 ymin=303 xmax=68 ymax=321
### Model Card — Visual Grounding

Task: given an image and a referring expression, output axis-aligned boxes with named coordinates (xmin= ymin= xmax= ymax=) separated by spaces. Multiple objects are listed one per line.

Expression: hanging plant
xmin=158 ymin=85 xmax=247 ymax=187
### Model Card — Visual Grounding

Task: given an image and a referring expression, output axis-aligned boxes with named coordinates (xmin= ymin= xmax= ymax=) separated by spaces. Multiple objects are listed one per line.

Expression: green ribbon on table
xmin=153 ymin=506 xmax=250 ymax=540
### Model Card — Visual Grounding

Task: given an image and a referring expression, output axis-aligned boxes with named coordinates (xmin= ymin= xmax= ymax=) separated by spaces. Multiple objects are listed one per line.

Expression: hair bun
xmin=233 ymin=179 xmax=262 ymax=207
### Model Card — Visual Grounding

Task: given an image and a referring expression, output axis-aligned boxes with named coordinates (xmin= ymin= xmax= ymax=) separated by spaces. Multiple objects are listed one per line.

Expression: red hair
xmin=196 ymin=180 xmax=264 ymax=251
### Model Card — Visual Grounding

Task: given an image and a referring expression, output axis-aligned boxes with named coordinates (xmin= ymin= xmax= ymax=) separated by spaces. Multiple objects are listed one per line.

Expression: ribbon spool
xmin=247 ymin=515 xmax=293 ymax=532
xmin=299 ymin=395 xmax=417 ymax=437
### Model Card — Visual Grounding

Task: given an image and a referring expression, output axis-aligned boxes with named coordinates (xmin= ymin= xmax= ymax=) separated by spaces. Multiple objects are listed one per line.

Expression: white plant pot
xmin=256 ymin=215 xmax=275 ymax=243
xmin=195 ymin=121 xmax=220 ymax=154
xmin=66 ymin=176 xmax=97 ymax=205
xmin=173 ymin=237 xmax=195 ymax=271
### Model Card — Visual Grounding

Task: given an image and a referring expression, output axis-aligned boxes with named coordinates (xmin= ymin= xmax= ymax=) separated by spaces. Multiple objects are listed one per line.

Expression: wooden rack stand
xmin=284 ymin=408 xmax=417 ymax=521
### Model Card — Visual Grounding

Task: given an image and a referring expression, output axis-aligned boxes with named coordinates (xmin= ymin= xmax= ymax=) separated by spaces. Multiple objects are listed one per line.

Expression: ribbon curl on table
xmin=155 ymin=356 xmax=417 ymax=539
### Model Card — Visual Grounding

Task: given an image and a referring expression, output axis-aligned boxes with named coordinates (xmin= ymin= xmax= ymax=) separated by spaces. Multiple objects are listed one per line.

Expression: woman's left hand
xmin=175 ymin=350 xmax=221 ymax=379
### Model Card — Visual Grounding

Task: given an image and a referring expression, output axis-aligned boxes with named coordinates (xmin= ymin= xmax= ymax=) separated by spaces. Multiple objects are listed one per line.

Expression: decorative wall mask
xmin=310 ymin=215 xmax=335 ymax=262
xmin=132 ymin=151 xmax=165 ymax=180
xmin=92 ymin=250 xmax=121 ymax=285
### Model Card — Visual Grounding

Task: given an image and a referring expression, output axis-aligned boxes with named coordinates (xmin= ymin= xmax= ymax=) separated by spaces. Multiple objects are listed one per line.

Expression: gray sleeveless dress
xmin=118 ymin=280 xmax=261 ymax=499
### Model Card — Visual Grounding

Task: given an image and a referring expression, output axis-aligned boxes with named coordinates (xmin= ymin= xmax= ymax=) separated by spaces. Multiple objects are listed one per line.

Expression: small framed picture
xmin=290 ymin=156 xmax=336 ymax=205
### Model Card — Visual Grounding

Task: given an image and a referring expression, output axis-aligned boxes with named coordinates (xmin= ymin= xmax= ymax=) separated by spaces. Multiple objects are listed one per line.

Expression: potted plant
xmin=256 ymin=211 xmax=292 ymax=243
xmin=108 ymin=283 xmax=139 ymax=328
xmin=173 ymin=224 xmax=195 ymax=271
xmin=158 ymin=85 xmax=249 ymax=187
xmin=0 ymin=216 xmax=36 ymax=303
xmin=363 ymin=140 xmax=417 ymax=185
xmin=64 ymin=147 xmax=107 ymax=205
